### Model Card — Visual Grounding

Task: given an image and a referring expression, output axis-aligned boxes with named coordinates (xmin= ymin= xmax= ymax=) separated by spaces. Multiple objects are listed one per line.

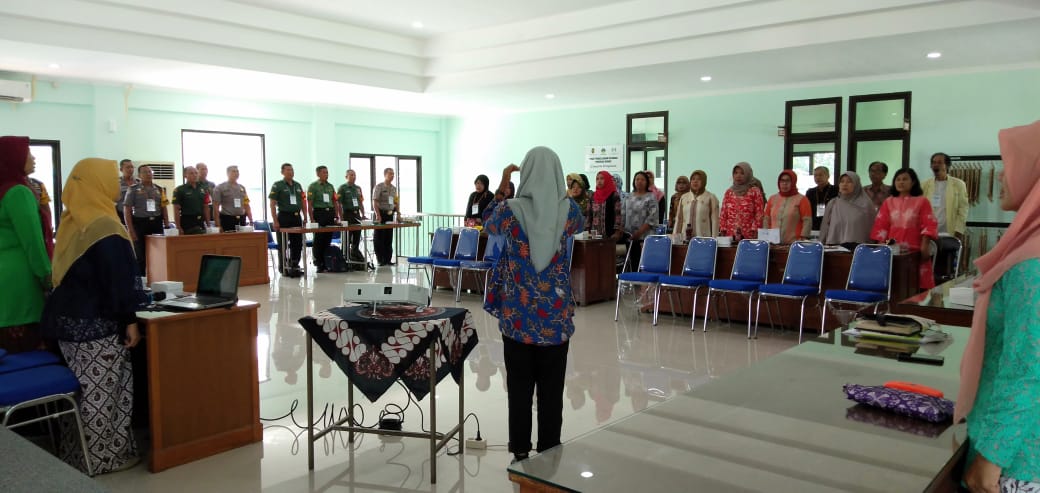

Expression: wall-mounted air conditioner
xmin=138 ymin=161 xmax=177 ymax=220
xmin=0 ymin=80 xmax=32 ymax=102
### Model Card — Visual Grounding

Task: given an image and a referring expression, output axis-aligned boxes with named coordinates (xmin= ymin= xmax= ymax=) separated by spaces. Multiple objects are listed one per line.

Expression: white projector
xmin=343 ymin=283 xmax=430 ymax=308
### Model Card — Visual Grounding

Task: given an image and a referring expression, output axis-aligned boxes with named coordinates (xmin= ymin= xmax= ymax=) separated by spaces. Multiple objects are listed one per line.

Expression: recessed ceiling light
xmin=411 ymin=21 xmax=424 ymax=29
xmin=544 ymin=93 xmax=556 ymax=100
xmin=700 ymin=75 xmax=712 ymax=82
xmin=926 ymin=52 xmax=942 ymax=59
xmin=48 ymin=63 xmax=60 ymax=69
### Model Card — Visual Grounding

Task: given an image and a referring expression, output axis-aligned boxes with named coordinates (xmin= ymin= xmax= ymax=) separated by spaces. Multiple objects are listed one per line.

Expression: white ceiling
xmin=0 ymin=0 xmax=1037 ymax=115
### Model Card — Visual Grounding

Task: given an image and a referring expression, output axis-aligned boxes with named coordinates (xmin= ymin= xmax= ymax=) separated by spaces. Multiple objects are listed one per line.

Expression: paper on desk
xmin=843 ymin=328 xmax=950 ymax=345
xmin=823 ymin=246 xmax=850 ymax=253
xmin=949 ymin=286 xmax=975 ymax=307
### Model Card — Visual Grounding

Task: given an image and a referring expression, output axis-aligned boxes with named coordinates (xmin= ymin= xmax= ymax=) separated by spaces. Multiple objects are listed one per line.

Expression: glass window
xmin=181 ymin=131 xmax=266 ymax=220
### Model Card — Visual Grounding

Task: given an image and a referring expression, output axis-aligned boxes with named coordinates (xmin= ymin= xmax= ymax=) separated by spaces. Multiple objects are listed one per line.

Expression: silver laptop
xmin=157 ymin=255 xmax=242 ymax=311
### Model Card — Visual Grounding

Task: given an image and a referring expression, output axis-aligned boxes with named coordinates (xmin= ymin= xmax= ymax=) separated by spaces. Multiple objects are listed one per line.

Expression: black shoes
xmin=282 ymin=267 xmax=303 ymax=278
xmin=511 ymin=452 xmax=529 ymax=464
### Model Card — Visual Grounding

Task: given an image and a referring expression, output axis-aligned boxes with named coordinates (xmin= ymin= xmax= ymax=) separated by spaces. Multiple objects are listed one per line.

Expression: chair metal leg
xmin=690 ymin=287 xmax=701 ymax=331
xmin=722 ymin=294 xmax=733 ymax=324
xmin=702 ymin=289 xmax=712 ymax=332
xmin=652 ymin=284 xmax=662 ymax=326
xmin=614 ymin=281 xmax=624 ymax=321
xmin=747 ymin=293 xmax=756 ymax=339
xmin=454 ymin=269 xmax=463 ymax=302
xmin=753 ymin=294 xmax=762 ymax=336
xmin=773 ymin=299 xmax=783 ymax=330
xmin=797 ymin=296 xmax=808 ymax=343
xmin=821 ymin=298 xmax=829 ymax=335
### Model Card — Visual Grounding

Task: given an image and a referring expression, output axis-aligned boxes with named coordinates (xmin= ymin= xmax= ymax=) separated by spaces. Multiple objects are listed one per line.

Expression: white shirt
xmin=932 ymin=180 xmax=948 ymax=233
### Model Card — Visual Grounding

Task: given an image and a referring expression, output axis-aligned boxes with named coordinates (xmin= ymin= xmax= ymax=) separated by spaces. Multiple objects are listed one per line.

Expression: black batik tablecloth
xmin=298 ymin=304 xmax=478 ymax=402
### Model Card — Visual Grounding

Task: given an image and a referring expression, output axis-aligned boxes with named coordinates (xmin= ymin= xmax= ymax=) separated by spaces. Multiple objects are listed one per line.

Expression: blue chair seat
xmin=268 ymin=242 xmax=278 ymax=249
xmin=657 ymin=275 xmax=711 ymax=287
xmin=825 ymin=289 xmax=886 ymax=303
xmin=433 ymin=259 xmax=462 ymax=268
xmin=0 ymin=351 xmax=62 ymax=375
xmin=407 ymin=256 xmax=436 ymax=264
xmin=460 ymin=260 xmax=492 ymax=269
xmin=709 ymin=279 xmax=760 ymax=292
xmin=759 ymin=284 xmax=819 ymax=297
xmin=0 ymin=365 xmax=80 ymax=405
xmin=618 ymin=272 xmax=660 ymax=283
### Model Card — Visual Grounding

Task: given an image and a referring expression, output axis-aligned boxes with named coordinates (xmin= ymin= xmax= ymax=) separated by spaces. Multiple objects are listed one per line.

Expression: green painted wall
xmin=0 ymin=82 xmax=453 ymax=213
xmin=447 ymin=67 xmax=1040 ymax=202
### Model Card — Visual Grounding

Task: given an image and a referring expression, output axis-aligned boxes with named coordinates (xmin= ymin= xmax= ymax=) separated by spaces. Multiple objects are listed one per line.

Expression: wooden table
xmin=137 ymin=301 xmax=262 ymax=472
xmin=894 ymin=275 xmax=975 ymax=327
xmin=571 ymin=238 xmax=618 ymax=305
xmin=146 ymin=232 xmax=269 ymax=291
xmin=509 ymin=324 xmax=969 ymax=492
xmin=655 ymin=245 xmax=920 ymax=332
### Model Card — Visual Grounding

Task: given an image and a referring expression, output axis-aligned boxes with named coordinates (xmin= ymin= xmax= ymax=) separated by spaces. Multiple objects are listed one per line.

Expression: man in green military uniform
xmin=336 ymin=168 xmax=366 ymax=269
xmin=307 ymin=165 xmax=339 ymax=273
xmin=269 ymin=163 xmax=308 ymax=277
xmin=172 ymin=165 xmax=210 ymax=235
xmin=196 ymin=162 xmax=217 ymax=223
xmin=124 ymin=164 xmax=170 ymax=275
xmin=213 ymin=165 xmax=253 ymax=231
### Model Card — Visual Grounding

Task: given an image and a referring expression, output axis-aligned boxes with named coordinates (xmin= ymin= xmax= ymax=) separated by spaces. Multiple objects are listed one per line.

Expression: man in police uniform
xmin=269 ymin=163 xmax=308 ymax=277
xmin=372 ymin=167 xmax=398 ymax=266
xmin=336 ymin=169 xmax=366 ymax=269
xmin=213 ymin=165 xmax=253 ymax=231
xmin=117 ymin=159 xmax=140 ymax=225
xmin=196 ymin=162 xmax=217 ymax=222
xmin=124 ymin=164 xmax=170 ymax=275
xmin=173 ymin=166 xmax=211 ymax=235
xmin=307 ymin=165 xmax=338 ymax=273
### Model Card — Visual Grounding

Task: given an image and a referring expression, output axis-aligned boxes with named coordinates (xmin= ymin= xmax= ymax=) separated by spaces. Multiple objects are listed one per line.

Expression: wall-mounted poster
xmin=584 ymin=145 xmax=624 ymax=174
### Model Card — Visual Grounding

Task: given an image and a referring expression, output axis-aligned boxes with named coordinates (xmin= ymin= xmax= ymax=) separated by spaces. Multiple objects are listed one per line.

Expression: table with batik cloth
xmin=298 ymin=303 xmax=478 ymax=484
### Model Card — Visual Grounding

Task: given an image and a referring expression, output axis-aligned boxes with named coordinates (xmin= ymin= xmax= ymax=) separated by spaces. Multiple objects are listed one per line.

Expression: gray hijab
xmin=730 ymin=162 xmax=754 ymax=196
xmin=508 ymin=146 xmax=571 ymax=272
xmin=820 ymin=171 xmax=875 ymax=244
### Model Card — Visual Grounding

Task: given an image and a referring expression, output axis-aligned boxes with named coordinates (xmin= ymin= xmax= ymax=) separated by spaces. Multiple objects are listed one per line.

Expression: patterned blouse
xmin=869 ymin=195 xmax=939 ymax=289
xmin=482 ymin=198 xmax=584 ymax=346
xmin=719 ymin=187 xmax=764 ymax=239
xmin=622 ymin=192 xmax=659 ymax=235
xmin=588 ymin=193 xmax=623 ymax=237
xmin=967 ymin=259 xmax=1040 ymax=483
xmin=763 ymin=193 xmax=812 ymax=243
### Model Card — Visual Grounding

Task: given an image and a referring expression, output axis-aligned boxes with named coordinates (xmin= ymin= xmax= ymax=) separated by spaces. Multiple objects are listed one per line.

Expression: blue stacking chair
xmin=0 ymin=350 xmax=61 ymax=374
xmin=406 ymin=227 xmax=453 ymax=286
xmin=615 ymin=235 xmax=672 ymax=325
xmin=653 ymin=237 xmax=718 ymax=331
xmin=252 ymin=221 xmax=280 ymax=269
xmin=822 ymin=244 xmax=893 ymax=330
xmin=458 ymin=233 xmax=506 ymax=302
xmin=432 ymin=228 xmax=481 ymax=301
xmin=754 ymin=241 xmax=824 ymax=341
xmin=702 ymin=239 xmax=770 ymax=338
xmin=0 ymin=355 xmax=94 ymax=476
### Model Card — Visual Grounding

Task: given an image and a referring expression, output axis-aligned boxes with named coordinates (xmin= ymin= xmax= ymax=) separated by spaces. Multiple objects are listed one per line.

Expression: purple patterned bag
xmin=843 ymin=384 xmax=955 ymax=423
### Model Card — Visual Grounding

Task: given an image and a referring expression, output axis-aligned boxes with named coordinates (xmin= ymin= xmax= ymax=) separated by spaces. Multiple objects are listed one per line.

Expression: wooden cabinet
xmin=146 ymin=232 xmax=269 ymax=291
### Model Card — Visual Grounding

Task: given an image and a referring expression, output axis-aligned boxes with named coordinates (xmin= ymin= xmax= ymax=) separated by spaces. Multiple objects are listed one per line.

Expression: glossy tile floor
xmin=96 ymin=263 xmax=802 ymax=492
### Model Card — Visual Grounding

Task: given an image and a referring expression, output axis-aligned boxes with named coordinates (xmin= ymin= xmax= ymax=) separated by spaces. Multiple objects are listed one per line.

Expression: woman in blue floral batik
xmin=482 ymin=147 xmax=583 ymax=464
xmin=958 ymin=120 xmax=1040 ymax=493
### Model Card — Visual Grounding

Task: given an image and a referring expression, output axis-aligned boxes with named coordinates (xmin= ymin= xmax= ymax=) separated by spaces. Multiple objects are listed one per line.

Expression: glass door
xmin=28 ymin=140 xmax=61 ymax=230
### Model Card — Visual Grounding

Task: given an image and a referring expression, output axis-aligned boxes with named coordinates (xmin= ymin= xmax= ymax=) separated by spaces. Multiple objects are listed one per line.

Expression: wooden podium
xmin=146 ymin=232 xmax=269 ymax=291
xmin=138 ymin=301 xmax=262 ymax=472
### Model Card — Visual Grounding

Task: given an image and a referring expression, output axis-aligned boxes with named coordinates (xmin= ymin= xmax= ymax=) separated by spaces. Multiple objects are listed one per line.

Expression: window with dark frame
xmin=846 ymin=92 xmax=912 ymax=173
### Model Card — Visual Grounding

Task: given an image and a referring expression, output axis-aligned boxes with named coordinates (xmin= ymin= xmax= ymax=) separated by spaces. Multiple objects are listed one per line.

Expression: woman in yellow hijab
xmin=41 ymin=158 xmax=142 ymax=475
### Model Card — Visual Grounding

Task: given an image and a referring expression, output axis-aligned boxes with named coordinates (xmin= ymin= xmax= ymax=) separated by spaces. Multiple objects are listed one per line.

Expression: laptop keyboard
xmin=176 ymin=295 xmax=226 ymax=305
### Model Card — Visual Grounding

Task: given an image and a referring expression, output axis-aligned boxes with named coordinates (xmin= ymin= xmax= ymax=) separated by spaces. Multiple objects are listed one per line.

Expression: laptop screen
xmin=196 ymin=255 xmax=242 ymax=298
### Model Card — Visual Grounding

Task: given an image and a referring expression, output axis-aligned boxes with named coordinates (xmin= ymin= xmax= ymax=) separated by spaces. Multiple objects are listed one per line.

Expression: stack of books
xmin=843 ymin=315 xmax=949 ymax=354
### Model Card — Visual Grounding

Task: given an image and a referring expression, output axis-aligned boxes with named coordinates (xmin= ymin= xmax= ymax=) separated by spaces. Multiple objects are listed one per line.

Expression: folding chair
xmin=653 ymin=237 xmax=718 ymax=331
xmin=615 ymin=235 xmax=672 ymax=325
xmin=754 ymin=241 xmax=824 ymax=341
xmin=432 ymin=227 xmax=481 ymax=301
xmin=822 ymin=244 xmax=893 ymax=332
xmin=458 ymin=234 xmax=506 ymax=302
xmin=406 ymin=227 xmax=452 ymax=286
xmin=703 ymin=239 xmax=770 ymax=338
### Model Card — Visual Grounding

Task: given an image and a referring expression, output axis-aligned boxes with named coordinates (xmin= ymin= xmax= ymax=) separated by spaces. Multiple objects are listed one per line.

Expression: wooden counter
xmin=893 ymin=274 xmax=975 ymax=327
xmin=571 ymin=238 xmax=618 ymax=305
xmin=146 ymin=232 xmax=269 ymax=291
xmin=656 ymin=244 xmax=920 ymax=332
xmin=138 ymin=301 xmax=261 ymax=472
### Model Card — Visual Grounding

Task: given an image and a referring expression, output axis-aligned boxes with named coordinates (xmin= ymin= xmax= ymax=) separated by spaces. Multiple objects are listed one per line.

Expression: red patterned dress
xmin=719 ymin=187 xmax=764 ymax=239
xmin=870 ymin=195 xmax=939 ymax=290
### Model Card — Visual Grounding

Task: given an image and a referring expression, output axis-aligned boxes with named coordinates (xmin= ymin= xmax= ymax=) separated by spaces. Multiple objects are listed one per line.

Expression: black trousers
xmin=312 ymin=208 xmax=336 ymax=269
xmin=131 ymin=216 xmax=164 ymax=276
xmin=219 ymin=214 xmax=247 ymax=232
xmin=933 ymin=236 xmax=962 ymax=283
xmin=502 ymin=336 xmax=569 ymax=455
xmin=277 ymin=211 xmax=303 ymax=272
xmin=374 ymin=209 xmax=394 ymax=264
xmin=343 ymin=211 xmax=364 ymax=261
xmin=180 ymin=214 xmax=205 ymax=234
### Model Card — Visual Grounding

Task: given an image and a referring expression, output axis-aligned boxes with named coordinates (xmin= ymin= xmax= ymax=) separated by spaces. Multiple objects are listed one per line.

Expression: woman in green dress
xmin=0 ymin=136 xmax=51 ymax=352
xmin=958 ymin=120 xmax=1040 ymax=492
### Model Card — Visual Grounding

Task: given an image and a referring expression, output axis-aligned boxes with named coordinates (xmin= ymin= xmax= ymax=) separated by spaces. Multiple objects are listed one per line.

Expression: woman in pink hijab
xmin=958 ymin=120 xmax=1040 ymax=492
xmin=644 ymin=170 xmax=666 ymax=224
